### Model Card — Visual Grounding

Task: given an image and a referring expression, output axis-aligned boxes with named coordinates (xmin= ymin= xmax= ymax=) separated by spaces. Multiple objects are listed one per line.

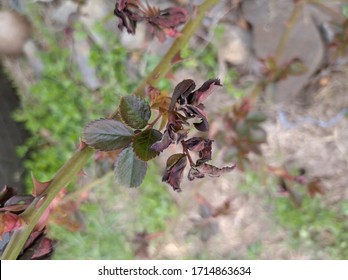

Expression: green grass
xmin=14 ymin=8 xmax=135 ymax=187
xmin=50 ymin=163 xmax=177 ymax=259
xmin=274 ymin=195 xmax=348 ymax=259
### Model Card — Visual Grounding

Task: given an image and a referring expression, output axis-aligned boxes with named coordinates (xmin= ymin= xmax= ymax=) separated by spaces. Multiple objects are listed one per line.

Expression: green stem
xmin=121 ymin=0 xmax=220 ymax=99
xmin=307 ymin=0 xmax=345 ymax=24
xmin=1 ymin=0 xmax=221 ymax=260
xmin=275 ymin=1 xmax=302 ymax=61
xmin=1 ymin=147 xmax=94 ymax=260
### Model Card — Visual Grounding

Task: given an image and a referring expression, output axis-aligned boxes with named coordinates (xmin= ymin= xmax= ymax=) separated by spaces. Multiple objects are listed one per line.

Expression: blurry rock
xmin=80 ymin=0 xmax=111 ymax=47
xmin=120 ymin=24 xmax=146 ymax=51
xmin=33 ymin=0 xmax=55 ymax=2
xmin=73 ymin=35 xmax=101 ymax=90
xmin=52 ymin=0 xmax=79 ymax=27
xmin=23 ymin=41 xmax=44 ymax=77
xmin=8 ymin=0 xmax=25 ymax=13
xmin=242 ymin=0 xmax=325 ymax=103
xmin=219 ymin=25 xmax=251 ymax=66
xmin=0 ymin=11 xmax=31 ymax=56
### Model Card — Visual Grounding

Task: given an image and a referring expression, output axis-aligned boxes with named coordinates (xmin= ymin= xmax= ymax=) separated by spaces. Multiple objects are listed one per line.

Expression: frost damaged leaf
xmin=114 ymin=147 xmax=147 ymax=188
xmin=162 ymin=153 xmax=187 ymax=192
xmin=184 ymin=137 xmax=213 ymax=165
xmin=83 ymin=119 xmax=134 ymax=151
xmin=133 ymin=129 xmax=162 ymax=161
xmin=169 ymin=79 xmax=196 ymax=111
xmin=188 ymin=163 xmax=236 ymax=181
xmin=31 ymin=237 xmax=54 ymax=259
xmin=0 ymin=212 xmax=24 ymax=235
xmin=307 ymin=178 xmax=325 ymax=197
xmin=2 ymin=195 xmax=34 ymax=212
xmin=119 ymin=96 xmax=151 ymax=129
xmin=151 ymin=130 xmax=173 ymax=152
xmin=191 ymin=78 xmax=222 ymax=105
xmin=0 ymin=186 xmax=16 ymax=205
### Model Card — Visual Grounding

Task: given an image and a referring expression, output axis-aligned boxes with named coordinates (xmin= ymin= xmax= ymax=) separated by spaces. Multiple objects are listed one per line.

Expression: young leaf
xmin=245 ymin=111 xmax=267 ymax=123
xmin=162 ymin=153 xmax=187 ymax=192
xmin=119 ymin=96 xmax=151 ymax=129
xmin=83 ymin=118 xmax=134 ymax=151
xmin=133 ymin=129 xmax=162 ymax=161
xmin=114 ymin=147 xmax=147 ymax=188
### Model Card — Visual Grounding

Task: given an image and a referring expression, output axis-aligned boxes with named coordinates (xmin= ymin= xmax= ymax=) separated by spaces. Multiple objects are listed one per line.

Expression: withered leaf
xmin=184 ymin=137 xmax=213 ymax=164
xmin=307 ymin=178 xmax=325 ymax=197
xmin=151 ymin=130 xmax=173 ymax=153
xmin=31 ymin=237 xmax=55 ymax=259
xmin=162 ymin=153 xmax=187 ymax=192
xmin=188 ymin=163 xmax=236 ymax=181
xmin=1 ymin=195 xmax=34 ymax=212
xmin=0 ymin=212 xmax=24 ymax=235
xmin=191 ymin=78 xmax=222 ymax=105
xmin=169 ymin=79 xmax=196 ymax=111
xmin=0 ymin=186 xmax=16 ymax=206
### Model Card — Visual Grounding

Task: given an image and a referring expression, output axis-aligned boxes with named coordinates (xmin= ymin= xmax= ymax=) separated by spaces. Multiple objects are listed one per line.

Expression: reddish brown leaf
xmin=191 ymin=78 xmax=222 ymax=105
xmin=0 ymin=212 xmax=24 ymax=235
xmin=212 ymin=200 xmax=231 ymax=217
xmin=162 ymin=153 xmax=187 ymax=192
xmin=169 ymin=79 xmax=196 ymax=111
xmin=0 ymin=186 xmax=17 ymax=206
xmin=31 ymin=237 xmax=54 ymax=259
xmin=188 ymin=163 xmax=236 ymax=181
xmin=307 ymin=178 xmax=325 ymax=197
xmin=180 ymin=104 xmax=209 ymax=131
xmin=184 ymin=137 xmax=213 ymax=164
xmin=151 ymin=130 xmax=173 ymax=152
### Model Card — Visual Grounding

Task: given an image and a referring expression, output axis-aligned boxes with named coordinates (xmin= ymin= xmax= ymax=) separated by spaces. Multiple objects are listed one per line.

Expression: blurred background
xmin=1 ymin=0 xmax=348 ymax=259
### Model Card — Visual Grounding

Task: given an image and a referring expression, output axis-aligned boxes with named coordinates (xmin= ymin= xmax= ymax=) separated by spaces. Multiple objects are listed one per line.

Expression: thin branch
xmin=275 ymin=1 xmax=303 ymax=61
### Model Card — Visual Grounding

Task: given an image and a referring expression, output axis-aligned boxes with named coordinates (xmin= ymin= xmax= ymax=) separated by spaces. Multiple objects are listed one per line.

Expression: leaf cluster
xmin=83 ymin=79 xmax=236 ymax=191
xmin=213 ymin=98 xmax=267 ymax=170
xmin=0 ymin=184 xmax=54 ymax=259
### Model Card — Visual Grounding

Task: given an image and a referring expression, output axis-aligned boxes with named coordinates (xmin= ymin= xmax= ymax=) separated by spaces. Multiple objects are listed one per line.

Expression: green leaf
xmin=288 ymin=59 xmax=307 ymax=76
xmin=133 ymin=129 xmax=162 ymax=161
xmin=343 ymin=4 xmax=348 ymax=18
xmin=114 ymin=147 xmax=147 ymax=188
xmin=246 ymin=112 xmax=267 ymax=123
xmin=119 ymin=96 xmax=151 ymax=129
xmin=249 ymin=127 xmax=267 ymax=143
xmin=83 ymin=119 xmax=134 ymax=151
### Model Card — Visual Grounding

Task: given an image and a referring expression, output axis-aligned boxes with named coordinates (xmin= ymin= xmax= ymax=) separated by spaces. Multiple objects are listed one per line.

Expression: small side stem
xmin=275 ymin=1 xmax=303 ymax=61
xmin=147 ymin=112 xmax=162 ymax=129
xmin=181 ymin=140 xmax=195 ymax=166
